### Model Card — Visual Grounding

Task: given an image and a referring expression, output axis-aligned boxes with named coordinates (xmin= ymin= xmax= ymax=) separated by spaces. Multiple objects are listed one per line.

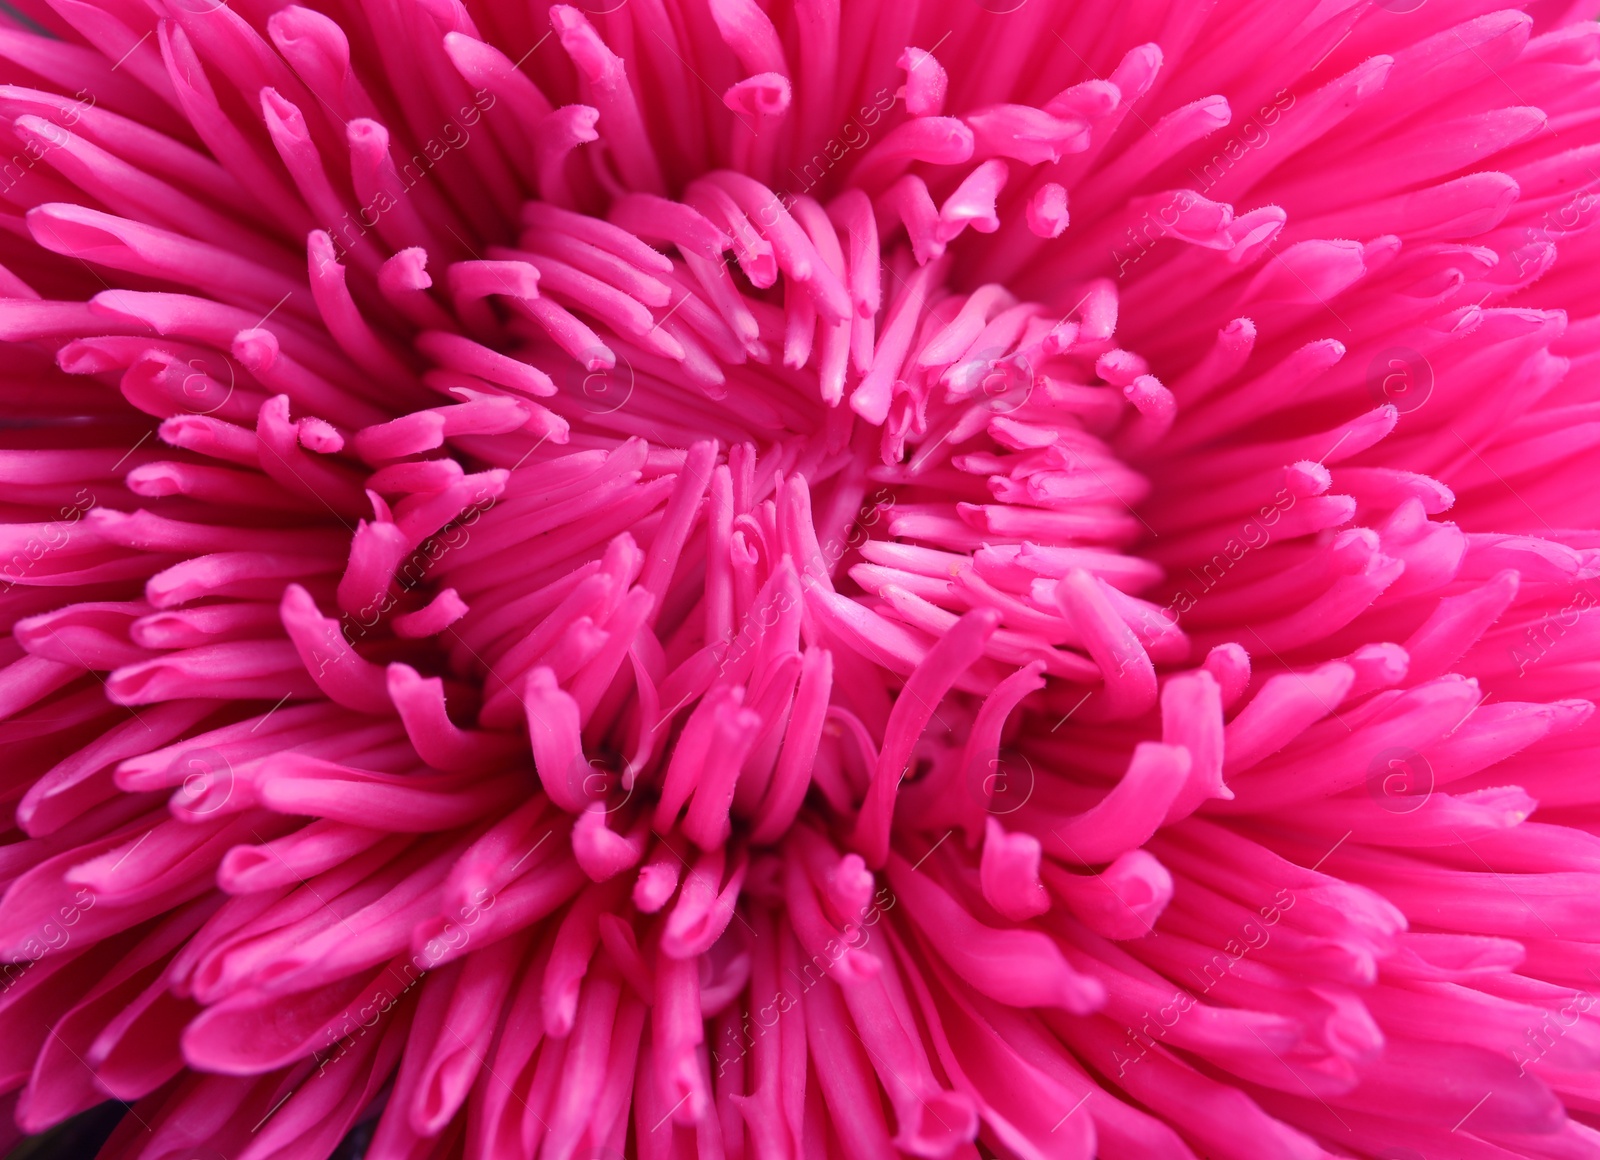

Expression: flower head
xmin=2 ymin=0 xmax=1600 ymax=1157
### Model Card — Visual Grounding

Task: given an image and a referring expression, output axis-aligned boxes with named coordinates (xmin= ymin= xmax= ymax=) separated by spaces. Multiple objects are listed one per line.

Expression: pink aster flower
xmin=4 ymin=0 xmax=1600 ymax=1156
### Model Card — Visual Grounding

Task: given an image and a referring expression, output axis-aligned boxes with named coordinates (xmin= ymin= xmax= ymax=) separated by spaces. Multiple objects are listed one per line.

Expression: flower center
xmin=400 ymin=177 xmax=1167 ymax=867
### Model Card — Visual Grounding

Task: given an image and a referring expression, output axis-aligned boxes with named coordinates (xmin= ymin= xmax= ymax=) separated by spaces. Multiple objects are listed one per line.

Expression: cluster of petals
xmin=4 ymin=0 xmax=1600 ymax=1157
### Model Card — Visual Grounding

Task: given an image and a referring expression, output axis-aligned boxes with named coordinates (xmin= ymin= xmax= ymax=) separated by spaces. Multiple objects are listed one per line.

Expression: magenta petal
xmin=7 ymin=2 xmax=1600 ymax=1157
